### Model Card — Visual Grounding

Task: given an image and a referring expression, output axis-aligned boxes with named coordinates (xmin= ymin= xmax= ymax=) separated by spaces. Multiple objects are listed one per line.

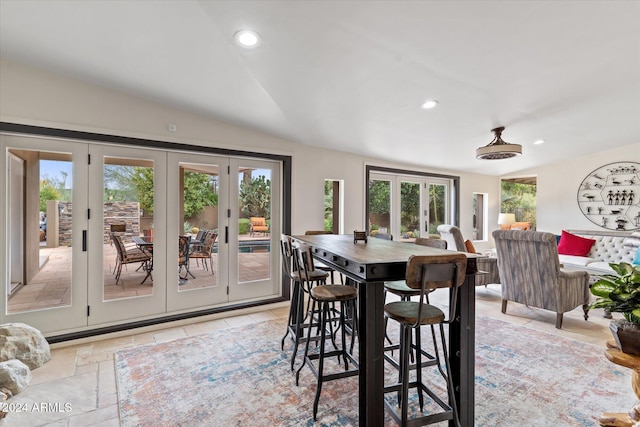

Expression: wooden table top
xmin=291 ymin=234 xmax=478 ymax=282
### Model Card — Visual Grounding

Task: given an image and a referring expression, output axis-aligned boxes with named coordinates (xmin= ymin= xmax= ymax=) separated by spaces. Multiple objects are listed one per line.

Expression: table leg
xmin=449 ymin=272 xmax=476 ymax=427
xmin=357 ymin=279 xmax=385 ymax=426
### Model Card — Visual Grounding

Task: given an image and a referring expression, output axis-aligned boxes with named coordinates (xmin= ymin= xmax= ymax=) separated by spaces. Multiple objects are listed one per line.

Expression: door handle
xmin=82 ymin=230 xmax=87 ymax=251
xmin=225 ymin=226 xmax=229 ymax=244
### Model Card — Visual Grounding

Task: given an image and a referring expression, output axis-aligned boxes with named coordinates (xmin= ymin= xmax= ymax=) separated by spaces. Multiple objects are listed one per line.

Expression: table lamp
xmin=498 ymin=213 xmax=516 ymax=228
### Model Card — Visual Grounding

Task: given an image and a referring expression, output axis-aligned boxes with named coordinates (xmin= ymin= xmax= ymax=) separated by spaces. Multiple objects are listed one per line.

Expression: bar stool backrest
xmin=405 ymin=253 xmax=467 ymax=327
xmin=291 ymin=241 xmax=317 ymax=283
xmin=280 ymin=234 xmax=294 ymax=278
xmin=414 ymin=237 xmax=447 ymax=249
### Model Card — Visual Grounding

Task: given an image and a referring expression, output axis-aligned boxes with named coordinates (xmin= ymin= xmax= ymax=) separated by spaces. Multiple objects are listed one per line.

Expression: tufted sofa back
xmin=566 ymin=229 xmax=635 ymax=264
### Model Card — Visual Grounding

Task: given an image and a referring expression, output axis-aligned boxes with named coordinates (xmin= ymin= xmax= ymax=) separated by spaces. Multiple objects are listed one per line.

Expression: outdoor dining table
xmin=291 ymin=234 xmax=479 ymax=427
xmin=132 ymin=236 xmax=154 ymax=284
xmin=132 ymin=235 xmax=203 ymax=284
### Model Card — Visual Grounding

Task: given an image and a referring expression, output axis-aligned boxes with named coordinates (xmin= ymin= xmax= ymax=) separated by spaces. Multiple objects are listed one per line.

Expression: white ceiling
xmin=1 ymin=1 xmax=639 ymax=175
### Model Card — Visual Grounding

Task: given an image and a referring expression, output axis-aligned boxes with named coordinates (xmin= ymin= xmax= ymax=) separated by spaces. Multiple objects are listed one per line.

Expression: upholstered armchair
xmin=436 ymin=224 xmax=500 ymax=286
xmin=492 ymin=229 xmax=591 ymax=329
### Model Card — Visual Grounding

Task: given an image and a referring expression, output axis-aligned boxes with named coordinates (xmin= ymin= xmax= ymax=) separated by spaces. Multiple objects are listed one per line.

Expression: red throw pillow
xmin=557 ymin=230 xmax=596 ymax=256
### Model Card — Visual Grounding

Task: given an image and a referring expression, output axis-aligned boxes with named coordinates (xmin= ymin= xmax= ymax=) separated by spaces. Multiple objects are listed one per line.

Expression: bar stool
xmin=293 ymin=242 xmax=359 ymax=421
xmin=384 ymin=238 xmax=447 ymax=366
xmin=383 ymin=253 xmax=467 ymax=427
xmin=280 ymin=235 xmax=329 ymax=370
xmin=304 ymin=230 xmax=343 ymax=284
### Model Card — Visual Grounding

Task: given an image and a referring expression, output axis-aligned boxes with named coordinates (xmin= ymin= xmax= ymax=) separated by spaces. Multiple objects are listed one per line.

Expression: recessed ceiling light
xmin=533 ymin=139 xmax=545 ymax=145
xmin=234 ymin=30 xmax=262 ymax=48
xmin=420 ymin=99 xmax=439 ymax=109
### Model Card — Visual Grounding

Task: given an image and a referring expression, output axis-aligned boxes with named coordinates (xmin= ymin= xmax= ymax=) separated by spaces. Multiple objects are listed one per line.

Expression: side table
xmin=598 ymin=341 xmax=640 ymax=427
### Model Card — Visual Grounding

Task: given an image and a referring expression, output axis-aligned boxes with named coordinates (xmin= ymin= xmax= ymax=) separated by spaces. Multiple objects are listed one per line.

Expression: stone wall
xmin=103 ymin=202 xmax=141 ymax=243
xmin=55 ymin=202 xmax=141 ymax=245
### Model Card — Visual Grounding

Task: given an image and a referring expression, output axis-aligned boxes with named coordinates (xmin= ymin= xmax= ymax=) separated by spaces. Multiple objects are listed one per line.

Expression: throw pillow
xmin=557 ymin=230 xmax=596 ymax=256
xmin=464 ymin=239 xmax=477 ymax=254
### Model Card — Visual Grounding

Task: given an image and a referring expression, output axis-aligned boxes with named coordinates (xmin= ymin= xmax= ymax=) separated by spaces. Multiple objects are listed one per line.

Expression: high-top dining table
xmin=291 ymin=234 xmax=478 ymax=427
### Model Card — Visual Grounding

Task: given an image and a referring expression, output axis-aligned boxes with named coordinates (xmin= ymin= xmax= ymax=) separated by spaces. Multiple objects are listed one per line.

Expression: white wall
xmin=0 ymin=59 xmax=503 ymax=249
xmin=507 ymin=144 xmax=640 ymax=234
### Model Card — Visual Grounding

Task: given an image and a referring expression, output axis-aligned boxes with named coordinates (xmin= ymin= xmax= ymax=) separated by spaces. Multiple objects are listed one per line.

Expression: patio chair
xmin=249 ymin=217 xmax=269 ymax=236
xmin=178 ymin=235 xmax=194 ymax=281
xmin=111 ymin=232 xmax=151 ymax=286
xmin=190 ymin=231 xmax=218 ymax=274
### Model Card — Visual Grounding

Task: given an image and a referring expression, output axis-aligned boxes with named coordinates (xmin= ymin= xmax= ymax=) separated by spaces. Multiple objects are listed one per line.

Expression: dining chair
xmin=178 ymin=235 xmax=194 ymax=281
xmin=111 ymin=232 xmax=151 ymax=286
xmin=190 ymin=231 xmax=217 ymax=274
xmin=384 ymin=253 xmax=467 ymax=427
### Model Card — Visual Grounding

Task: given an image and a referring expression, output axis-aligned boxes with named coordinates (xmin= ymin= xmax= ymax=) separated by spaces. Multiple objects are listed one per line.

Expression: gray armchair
xmin=492 ymin=229 xmax=590 ymax=329
xmin=436 ymin=224 xmax=499 ymax=286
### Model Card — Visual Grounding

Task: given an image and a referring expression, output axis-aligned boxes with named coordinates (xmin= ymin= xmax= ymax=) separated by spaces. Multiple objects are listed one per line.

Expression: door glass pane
xmin=400 ymin=181 xmax=420 ymax=241
xmin=103 ymin=157 xmax=154 ymax=300
xmin=6 ymin=150 xmax=72 ymax=314
xmin=429 ymin=183 xmax=447 ymax=236
xmin=238 ymin=167 xmax=271 ymax=283
xmin=369 ymin=179 xmax=391 ymax=236
xmin=178 ymin=162 xmax=220 ymax=291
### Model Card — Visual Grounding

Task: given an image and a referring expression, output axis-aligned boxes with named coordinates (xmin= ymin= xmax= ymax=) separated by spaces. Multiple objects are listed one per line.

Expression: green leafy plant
xmin=590 ymin=262 xmax=640 ymax=326
xmin=239 ymin=175 xmax=270 ymax=218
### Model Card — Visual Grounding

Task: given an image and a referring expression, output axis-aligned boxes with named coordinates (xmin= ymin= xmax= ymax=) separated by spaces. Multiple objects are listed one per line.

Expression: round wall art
xmin=577 ymin=161 xmax=640 ymax=231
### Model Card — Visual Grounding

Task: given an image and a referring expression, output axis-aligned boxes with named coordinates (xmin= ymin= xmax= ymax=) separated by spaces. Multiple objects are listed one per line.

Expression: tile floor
xmin=0 ymin=284 xmax=616 ymax=426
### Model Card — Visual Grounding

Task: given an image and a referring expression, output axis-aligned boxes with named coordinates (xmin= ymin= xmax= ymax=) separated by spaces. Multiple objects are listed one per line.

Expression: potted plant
xmin=590 ymin=262 xmax=640 ymax=356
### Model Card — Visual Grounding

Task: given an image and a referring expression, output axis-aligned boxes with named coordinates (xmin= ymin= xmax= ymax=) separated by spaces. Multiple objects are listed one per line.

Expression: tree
xmin=369 ymin=180 xmax=390 ymax=214
xmin=183 ymin=171 xmax=218 ymax=218
xmin=40 ymin=179 xmax=62 ymax=212
xmin=324 ymin=180 xmax=334 ymax=232
xmin=104 ymin=165 xmax=138 ymax=202
xmin=239 ymin=175 xmax=271 ymax=217
xmin=130 ymin=167 xmax=155 ymax=215
xmin=501 ymin=181 xmax=537 ymax=227
xmin=400 ymin=182 xmax=420 ymax=232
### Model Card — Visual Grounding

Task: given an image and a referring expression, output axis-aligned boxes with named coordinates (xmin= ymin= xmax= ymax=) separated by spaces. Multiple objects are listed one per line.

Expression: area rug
xmin=115 ymin=315 xmax=634 ymax=426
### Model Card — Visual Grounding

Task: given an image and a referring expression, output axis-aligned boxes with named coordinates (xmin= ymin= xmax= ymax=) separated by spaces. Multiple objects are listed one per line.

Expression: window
xmin=472 ymin=192 xmax=487 ymax=241
xmin=500 ymin=177 xmax=537 ymax=230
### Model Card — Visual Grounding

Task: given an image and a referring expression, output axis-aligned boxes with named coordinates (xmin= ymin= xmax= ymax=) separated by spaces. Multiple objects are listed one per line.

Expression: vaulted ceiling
xmin=1 ymin=1 xmax=638 ymax=175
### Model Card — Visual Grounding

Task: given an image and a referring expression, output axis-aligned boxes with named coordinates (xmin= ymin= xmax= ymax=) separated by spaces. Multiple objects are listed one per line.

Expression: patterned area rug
xmin=115 ymin=315 xmax=634 ymax=426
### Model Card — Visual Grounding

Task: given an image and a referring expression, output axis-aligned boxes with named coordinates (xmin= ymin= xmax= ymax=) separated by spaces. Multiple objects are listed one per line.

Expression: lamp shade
xmin=498 ymin=213 xmax=516 ymax=225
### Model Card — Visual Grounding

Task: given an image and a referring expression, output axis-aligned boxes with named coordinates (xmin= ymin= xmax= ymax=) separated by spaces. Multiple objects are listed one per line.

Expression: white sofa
xmin=558 ymin=229 xmax=637 ymax=275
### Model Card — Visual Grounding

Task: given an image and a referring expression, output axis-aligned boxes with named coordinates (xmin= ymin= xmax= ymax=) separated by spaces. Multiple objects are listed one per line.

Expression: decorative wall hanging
xmin=577 ymin=162 xmax=640 ymax=231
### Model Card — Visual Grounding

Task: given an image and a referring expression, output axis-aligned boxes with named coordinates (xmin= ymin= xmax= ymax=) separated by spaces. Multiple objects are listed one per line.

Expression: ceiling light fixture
xmin=533 ymin=139 xmax=545 ymax=145
xmin=476 ymin=126 xmax=522 ymax=160
xmin=234 ymin=30 xmax=261 ymax=48
xmin=420 ymin=99 xmax=439 ymax=109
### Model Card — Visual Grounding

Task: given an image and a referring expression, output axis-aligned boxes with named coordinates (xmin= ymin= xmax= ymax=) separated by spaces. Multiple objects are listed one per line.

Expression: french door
xmin=167 ymin=154 xmax=281 ymax=310
xmin=368 ymin=172 xmax=451 ymax=241
xmin=1 ymin=134 xmax=89 ymax=332
xmin=87 ymin=144 xmax=168 ymax=325
xmin=2 ymin=132 xmax=283 ymax=335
